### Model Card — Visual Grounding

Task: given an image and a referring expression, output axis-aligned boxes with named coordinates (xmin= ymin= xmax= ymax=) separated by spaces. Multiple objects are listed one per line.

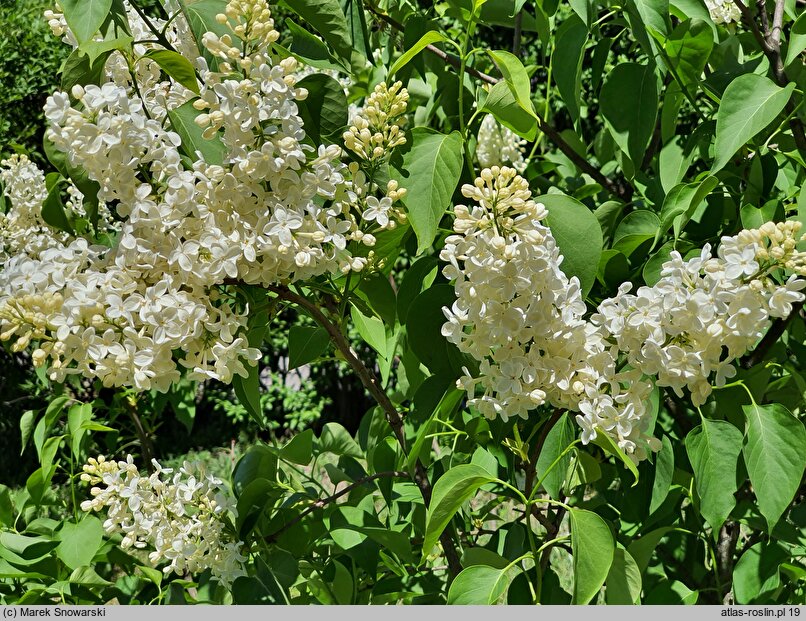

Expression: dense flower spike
xmin=81 ymin=455 xmax=246 ymax=587
xmin=440 ymin=166 xmax=659 ymax=460
xmin=343 ymin=81 xmax=409 ymax=161
xmin=475 ymin=114 xmax=528 ymax=173
xmin=0 ymin=0 xmax=409 ymax=391
xmin=593 ymin=221 xmax=806 ymax=407
xmin=442 ymin=167 xmax=806 ymax=461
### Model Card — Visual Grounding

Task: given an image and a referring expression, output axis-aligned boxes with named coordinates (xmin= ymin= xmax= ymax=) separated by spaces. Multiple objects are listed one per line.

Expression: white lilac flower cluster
xmin=440 ymin=167 xmax=658 ymax=460
xmin=0 ymin=0 xmax=410 ymax=391
xmin=476 ymin=114 xmax=528 ymax=173
xmin=0 ymin=155 xmax=68 ymax=261
xmin=81 ymin=455 xmax=246 ymax=587
xmin=593 ymin=221 xmax=806 ymax=407
xmin=705 ymin=0 xmax=742 ymax=25
xmin=442 ymin=167 xmax=806 ymax=462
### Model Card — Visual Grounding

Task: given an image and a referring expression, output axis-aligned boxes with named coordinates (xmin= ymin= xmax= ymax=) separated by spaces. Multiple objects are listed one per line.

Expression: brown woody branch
xmin=716 ymin=520 xmax=740 ymax=604
xmin=364 ymin=3 xmax=630 ymax=199
xmin=266 ymin=471 xmax=410 ymax=541
xmin=265 ymin=284 xmax=463 ymax=576
xmin=740 ymin=299 xmax=805 ymax=369
xmin=732 ymin=0 xmax=806 ymax=150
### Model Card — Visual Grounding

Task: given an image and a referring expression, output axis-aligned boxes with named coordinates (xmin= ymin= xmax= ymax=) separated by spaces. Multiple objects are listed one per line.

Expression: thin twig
xmin=123 ymin=395 xmax=155 ymax=472
xmin=740 ymin=299 xmax=805 ymax=369
xmin=539 ymin=506 xmax=567 ymax=571
xmin=716 ymin=520 xmax=740 ymax=604
xmin=771 ymin=0 xmax=786 ymax=47
xmin=758 ymin=0 xmax=771 ymax=35
xmin=524 ymin=408 xmax=565 ymax=496
xmin=266 ymin=471 xmax=410 ymax=541
xmin=513 ymin=10 xmax=524 ymax=56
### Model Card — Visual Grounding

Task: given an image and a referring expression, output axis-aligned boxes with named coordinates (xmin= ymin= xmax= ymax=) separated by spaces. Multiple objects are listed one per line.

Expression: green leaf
xmin=236 ymin=478 xmax=281 ymax=536
xmin=407 ymin=386 xmax=463 ymax=473
xmin=461 ymin=547 xmax=510 ymax=569
xmin=342 ymin=0 xmax=372 ymax=59
xmin=685 ymin=419 xmax=743 ymax=534
xmin=592 ymin=432 xmax=639 ymax=486
xmin=233 ymin=445 xmax=278 ymax=496
xmin=397 ymin=256 xmax=438 ymax=324
xmin=479 ymin=80 xmax=538 ymax=140
xmin=317 ymin=422 xmax=363 ymax=458
xmin=569 ymin=508 xmax=615 ymax=604
xmin=296 ymin=74 xmax=348 ymax=143
xmin=44 ymin=140 xmax=102 ymax=230
xmin=785 ymin=12 xmax=806 ymax=66
xmin=356 ymin=272 xmax=397 ymax=327
xmin=281 ymin=0 xmax=354 ymax=63
xmin=542 ymin=193 xmax=603 ymax=296
xmin=447 ymin=565 xmax=512 ymax=604
xmin=605 ymin=545 xmax=642 ymax=604
xmin=233 ymin=365 xmax=263 ymax=428
xmin=68 ymin=403 xmax=93 ymax=459
xmin=20 ymin=410 xmax=35 ymax=455
xmin=733 ymin=541 xmax=789 ymax=604
xmin=655 ymin=175 xmax=719 ymax=246
xmin=389 ymin=31 xmax=448 ymax=77
xmin=552 ymin=15 xmax=588 ymax=125
xmin=649 ymin=435 xmax=674 ymax=514
xmin=628 ymin=527 xmax=671 ymax=574
xmin=69 ymin=565 xmax=112 ymax=587
xmin=166 ymin=379 xmax=195 ymax=434
xmin=78 ymin=35 xmax=133 ymax=65
xmin=612 ymin=210 xmax=659 ymax=258
xmin=0 ymin=485 xmax=12 ymax=527
xmin=391 ymin=128 xmax=463 ymax=254
xmin=60 ymin=0 xmax=113 ymax=44
xmin=288 ymin=326 xmax=330 ymax=369
xmin=56 ymin=516 xmax=105 ymax=570
xmin=136 ymin=565 xmax=163 ymax=588
xmin=41 ymin=179 xmax=74 ymax=235
xmin=600 ymin=63 xmax=658 ymax=167
xmin=280 ymin=429 xmax=314 ymax=465
xmin=422 ymin=464 xmax=497 ymax=563
xmin=168 ymin=100 xmax=227 ymax=165
xmin=664 ymin=18 xmax=713 ymax=88
xmin=742 ymin=403 xmax=806 ymax=530
xmin=534 ymin=412 xmax=576 ymax=499
xmin=144 ymin=50 xmax=199 ymax=94
xmin=285 ymin=20 xmax=347 ymax=72
xmin=61 ymin=48 xmax=114 ymax=94
xmin=712 ymin=74 xmax=794 ymax=172
xmin=350 ymin=305 xmax=387 ymax=357
xmin=487 ymin=50 xmax=535 ymax=122
xmin=406 ymin=284 xmax=467 ymax=377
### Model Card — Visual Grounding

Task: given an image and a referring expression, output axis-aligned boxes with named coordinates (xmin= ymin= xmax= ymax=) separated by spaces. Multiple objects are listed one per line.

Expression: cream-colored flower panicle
xmin=343 ymin=81 xmax=409 ymax=162
xmin=0 ymin=0 xmax=412 ymax=393
xmin=441 ymin=166 xmax=660 ymax=462
xmin=81 ymin=455 xmax=246 ymax=588
xmin=593 ymin=221 xmax=806 ymax=407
